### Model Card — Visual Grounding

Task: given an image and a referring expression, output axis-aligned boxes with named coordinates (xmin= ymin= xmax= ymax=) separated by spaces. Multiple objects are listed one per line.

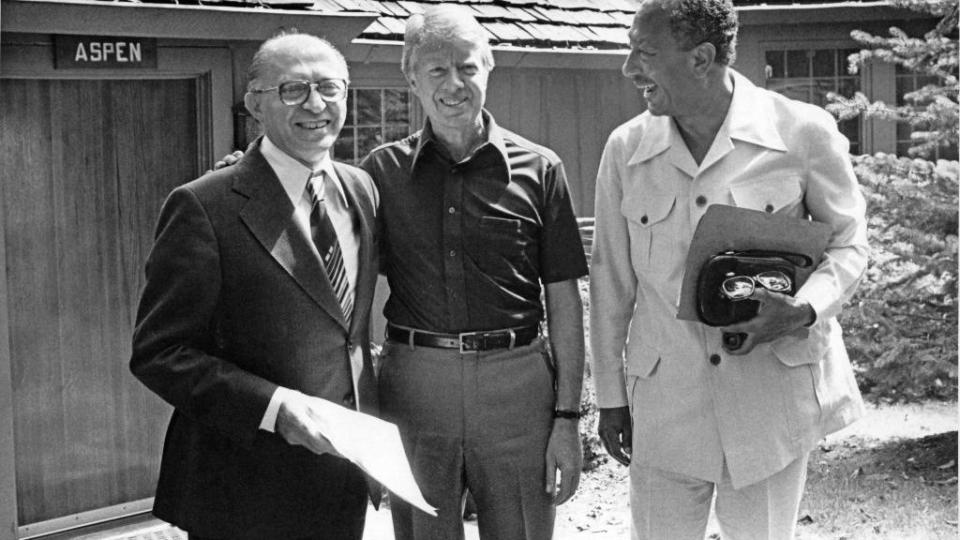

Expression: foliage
xmin=841 ymin=155 xmax=958 ymax=401
xmin=825 ymin=0 xmax=959 ymax=401
xmin=826 ymin=0 xmax=958 ymax=158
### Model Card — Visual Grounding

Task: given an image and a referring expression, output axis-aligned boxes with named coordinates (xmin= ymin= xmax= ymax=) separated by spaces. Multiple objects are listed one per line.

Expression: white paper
xmin=309 ymin=397 xmax=437 ymax=516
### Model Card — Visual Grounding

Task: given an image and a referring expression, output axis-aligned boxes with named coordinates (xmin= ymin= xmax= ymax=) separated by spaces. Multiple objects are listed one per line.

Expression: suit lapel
xmin=235 ymin=143 xmax=348 ymax=329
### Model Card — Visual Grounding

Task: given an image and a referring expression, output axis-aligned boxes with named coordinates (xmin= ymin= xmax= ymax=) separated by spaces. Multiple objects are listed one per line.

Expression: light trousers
xmin=631 ymin=454 xmax=810 ymax=540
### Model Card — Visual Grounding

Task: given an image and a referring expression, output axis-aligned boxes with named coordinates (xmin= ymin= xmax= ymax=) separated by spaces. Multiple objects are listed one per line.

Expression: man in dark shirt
xmin=360 ymin=5 xmax=587 ymax=540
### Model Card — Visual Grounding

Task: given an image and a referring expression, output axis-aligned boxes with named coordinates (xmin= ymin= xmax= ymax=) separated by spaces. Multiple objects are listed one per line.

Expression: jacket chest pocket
xmin=620 ymin=192 xmax=677 ymax=272
xmin=730 ymin=175 xmax=804 ymax=215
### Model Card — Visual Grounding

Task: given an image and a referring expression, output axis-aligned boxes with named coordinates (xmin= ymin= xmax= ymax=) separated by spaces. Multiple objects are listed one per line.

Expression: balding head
xmin=247 ymin=32 xmax=349 ymax=91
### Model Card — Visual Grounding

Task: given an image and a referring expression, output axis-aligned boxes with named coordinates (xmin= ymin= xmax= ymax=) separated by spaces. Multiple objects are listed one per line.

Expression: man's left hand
xmin=720 ymin=287 xmax=816 ymax=355
xmin=544 ymin=418 xmax=582 ymax=505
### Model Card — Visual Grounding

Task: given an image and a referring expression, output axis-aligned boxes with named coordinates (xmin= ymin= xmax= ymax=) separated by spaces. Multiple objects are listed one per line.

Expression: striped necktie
xmin=306 ymin=171 xmax=353 ymax=325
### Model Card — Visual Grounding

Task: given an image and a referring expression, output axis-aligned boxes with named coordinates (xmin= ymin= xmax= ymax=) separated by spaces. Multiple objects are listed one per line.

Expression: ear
xmin=244 ymin=92 xmax=262 ymax=121
xmin=690 ymin=42 xmax=717 ymax=78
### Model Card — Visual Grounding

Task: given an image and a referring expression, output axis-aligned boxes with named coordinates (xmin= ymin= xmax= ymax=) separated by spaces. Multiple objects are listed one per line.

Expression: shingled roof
xmin=72 ymin=0 xmax=894 ymax=50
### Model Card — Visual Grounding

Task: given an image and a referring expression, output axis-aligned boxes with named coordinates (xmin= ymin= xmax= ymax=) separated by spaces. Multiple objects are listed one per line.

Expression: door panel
xmin=0 ymin=78 xmax=197 ymax=525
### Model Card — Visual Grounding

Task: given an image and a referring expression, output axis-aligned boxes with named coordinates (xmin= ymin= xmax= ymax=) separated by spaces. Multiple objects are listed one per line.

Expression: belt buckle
xmin=458 ymin=331 xmax=478 ymax=354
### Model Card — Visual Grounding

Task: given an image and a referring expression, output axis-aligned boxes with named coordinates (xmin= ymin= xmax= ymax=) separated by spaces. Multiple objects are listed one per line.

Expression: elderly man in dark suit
xmin=130 ymin=32 xmax=379 ymax=540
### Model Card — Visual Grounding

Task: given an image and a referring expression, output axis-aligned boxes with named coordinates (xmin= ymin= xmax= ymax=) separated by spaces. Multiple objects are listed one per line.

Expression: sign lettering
xmin=56 ymin=35 xmax=157 ymax=69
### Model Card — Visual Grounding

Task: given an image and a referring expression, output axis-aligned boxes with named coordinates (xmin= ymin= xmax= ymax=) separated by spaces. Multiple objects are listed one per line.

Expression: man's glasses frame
xmin=251 ymin=79 xmax=349 ymax=106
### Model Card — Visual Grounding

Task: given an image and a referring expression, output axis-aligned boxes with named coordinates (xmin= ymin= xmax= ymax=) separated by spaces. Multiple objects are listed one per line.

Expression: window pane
xmin=334 ymin=130 xmax=356 ymax=163
xmin=786 ymin=49 xmax=809 ymax=78
xmin=839 ymin=118 xmax=860 ymax=151
xmin=357 ymin=126 xmax=383 ymax=158
xmin=384 ymin=124 xmax=409 ymax=145
xmin=812 ymin=49 xmax=835 ymax=77
xmin=344 ymin=90 xmax=356 ymax=125
xmin=384 ymin=89 xmax=409 ymax=123
xmin=356 ymin=89 xmax=381 ymax=126
xmin=837 ymin=77 xmax=859 ymax=98
xmin=765 ymin=51 xmax=785 ymax=79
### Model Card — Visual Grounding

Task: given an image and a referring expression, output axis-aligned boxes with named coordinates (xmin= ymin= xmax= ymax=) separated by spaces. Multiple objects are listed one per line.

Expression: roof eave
xmin=738 ymin=1 xmax=935 ymax=25
xmin=1 ymin=0 xmax=378 ymax=44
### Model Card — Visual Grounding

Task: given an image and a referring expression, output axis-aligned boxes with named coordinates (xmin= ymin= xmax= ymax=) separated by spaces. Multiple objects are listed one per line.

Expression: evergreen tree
xmin=827 ymin=0 xmax=958 ymax=401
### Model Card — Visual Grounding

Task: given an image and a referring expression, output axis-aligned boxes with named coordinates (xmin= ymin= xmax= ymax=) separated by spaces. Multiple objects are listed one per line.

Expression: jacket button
xmin=764 ymin=204 xmax=774 ymax=213
xmin=343 ymin=394 xmax=356 ymax=407
xmin=640 ymin=215 xmax=648 ymax=224
xmin=709 ymin=354 xmax=721 ymax=366
xmin=696 ymin=195 xmax=707 ymax=207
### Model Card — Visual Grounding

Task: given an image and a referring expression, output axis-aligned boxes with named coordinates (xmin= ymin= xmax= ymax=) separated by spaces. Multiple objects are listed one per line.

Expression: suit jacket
xmin=130 ymin=139 xmax=379 ymax=537
xmin=590 ymin=70 xmax=868 ymax=488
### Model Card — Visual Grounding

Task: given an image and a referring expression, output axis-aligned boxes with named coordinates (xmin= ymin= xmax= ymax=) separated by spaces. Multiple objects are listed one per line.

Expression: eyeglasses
xmin=251 ymin=79 xmax=349 ymax=106
xmin=720 ymin=271 xmax=792 ymax=300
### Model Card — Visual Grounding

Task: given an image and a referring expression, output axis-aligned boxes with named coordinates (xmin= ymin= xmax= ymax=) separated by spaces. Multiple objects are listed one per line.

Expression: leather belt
xmin=387 ymin=323 xmax=540 ymax=353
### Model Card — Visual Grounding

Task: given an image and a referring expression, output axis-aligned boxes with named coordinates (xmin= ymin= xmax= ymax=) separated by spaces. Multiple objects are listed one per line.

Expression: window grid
xmin=334 ymin=87 xmax=411 ymax=165
xmin=894 ymin=68 xmax=957 ymax=159
xmin=764 ymin=48 xmax=862 ymax=154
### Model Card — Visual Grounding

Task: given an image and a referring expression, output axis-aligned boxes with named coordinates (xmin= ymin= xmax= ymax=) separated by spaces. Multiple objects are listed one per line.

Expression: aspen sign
xmin=55 ymin=35 xmax=158 ymax=69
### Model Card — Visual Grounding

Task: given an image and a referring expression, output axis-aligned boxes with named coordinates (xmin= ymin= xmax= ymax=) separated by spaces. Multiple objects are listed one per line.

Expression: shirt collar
xmin=412 ymin=109 xmax=510 ymax=172
xmin=260 ymin=135 xmax=348 ymax=208
xmin=628 ymin=68 xmax=787 ymax=166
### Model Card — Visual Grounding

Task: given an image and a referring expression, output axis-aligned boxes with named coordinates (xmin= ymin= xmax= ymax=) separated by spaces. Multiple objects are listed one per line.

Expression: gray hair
xmin=653 ymin=0 xmax=739 ymax=66
xmin=401 ymin=5 xmax=495 ymax=77
xmin=247 ymin=30 xmax=349 ymax=91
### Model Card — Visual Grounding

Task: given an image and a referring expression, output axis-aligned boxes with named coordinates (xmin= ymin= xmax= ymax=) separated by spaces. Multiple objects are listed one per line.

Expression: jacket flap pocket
xmin=621 ymin=193 xmax=676 ymax=228
xmin=730 ymin=176 xmax=802 ymax=213
xmin=625 ymin=342 xmax=661 ymax=379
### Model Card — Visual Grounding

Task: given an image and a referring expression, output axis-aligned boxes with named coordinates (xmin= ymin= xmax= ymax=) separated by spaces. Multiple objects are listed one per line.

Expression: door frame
xmin=0 ymin=40 xmax=231 ymax=540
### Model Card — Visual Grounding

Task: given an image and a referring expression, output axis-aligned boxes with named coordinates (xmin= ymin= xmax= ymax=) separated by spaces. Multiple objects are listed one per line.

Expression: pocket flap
xmin=730 ymin=176 xmax=802 ymax=213
xmin=621 ymin=193 xmax=676 ymax=228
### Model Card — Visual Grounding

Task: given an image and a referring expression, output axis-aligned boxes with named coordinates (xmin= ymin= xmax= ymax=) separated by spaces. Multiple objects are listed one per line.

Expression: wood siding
xmin=0 ymin=78 xmax=197 ymax=525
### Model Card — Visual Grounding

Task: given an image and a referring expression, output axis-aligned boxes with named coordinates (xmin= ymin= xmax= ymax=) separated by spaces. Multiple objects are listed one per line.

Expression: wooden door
xmin=0 ymin=77 xmax=198 ymax=526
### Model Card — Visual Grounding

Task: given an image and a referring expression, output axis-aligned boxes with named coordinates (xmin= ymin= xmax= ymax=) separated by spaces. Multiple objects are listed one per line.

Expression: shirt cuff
xmin=259 ymin=386 xmax=297 ymax=433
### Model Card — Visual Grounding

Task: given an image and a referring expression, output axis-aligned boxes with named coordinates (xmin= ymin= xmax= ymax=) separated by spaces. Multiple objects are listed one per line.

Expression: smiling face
xmin=622 ymin=4 xmax=699 ymax=118
xmin=244 ymin=37 xmax=348 ymax=167
xmin=407 ymin=38 xmax=489 ymax=139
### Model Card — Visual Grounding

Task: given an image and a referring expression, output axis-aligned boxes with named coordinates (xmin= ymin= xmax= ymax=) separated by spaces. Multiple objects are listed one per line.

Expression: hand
xmin=544 ymin=418 xmax=582 ymax=505
xmin=213 ymin=150 xmax=244 ymax=171
xmin=598 ymin=406 xmax=632 ymax=466
xmin=274 ymin=392 xmax=342 ymax=458
xmin=720 ymin=288 xmax=816 ymax=355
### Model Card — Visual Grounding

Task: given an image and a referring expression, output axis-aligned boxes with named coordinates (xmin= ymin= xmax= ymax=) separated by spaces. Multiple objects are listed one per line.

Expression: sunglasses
xmin=251 ymin=79 xmax=348 ymax=106
xmin=720 ymin=271 xmax=792 ymax=300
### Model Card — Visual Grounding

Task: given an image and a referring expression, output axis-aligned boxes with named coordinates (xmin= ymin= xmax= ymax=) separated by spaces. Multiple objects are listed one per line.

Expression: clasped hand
xmin=720 ymin=287 xmax=816 ymax=355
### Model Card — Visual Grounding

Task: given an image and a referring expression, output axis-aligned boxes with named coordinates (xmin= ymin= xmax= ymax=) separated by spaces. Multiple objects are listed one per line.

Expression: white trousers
xmin=630 ymin=454 xmax=809 ymax=540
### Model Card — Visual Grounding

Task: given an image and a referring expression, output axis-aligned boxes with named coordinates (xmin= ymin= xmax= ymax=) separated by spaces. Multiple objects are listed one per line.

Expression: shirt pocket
xmin=619 ymin=192 xmax=677 ymax=272
xmin=729 ymin=175 xmax=804 ymax=215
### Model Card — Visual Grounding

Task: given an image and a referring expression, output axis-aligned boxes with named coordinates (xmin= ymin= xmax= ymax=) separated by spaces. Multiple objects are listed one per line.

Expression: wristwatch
xmin=553 ymin=408 xmax=582 ymax=419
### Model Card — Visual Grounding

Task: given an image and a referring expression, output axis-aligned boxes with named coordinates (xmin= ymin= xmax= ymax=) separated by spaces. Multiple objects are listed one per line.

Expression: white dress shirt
xmin=258 ymin=136 xmax=361 ymax=433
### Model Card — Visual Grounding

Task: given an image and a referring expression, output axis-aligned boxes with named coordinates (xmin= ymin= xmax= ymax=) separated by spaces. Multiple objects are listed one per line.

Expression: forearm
xmin=544 ymin=279 xmax=585 ymax=412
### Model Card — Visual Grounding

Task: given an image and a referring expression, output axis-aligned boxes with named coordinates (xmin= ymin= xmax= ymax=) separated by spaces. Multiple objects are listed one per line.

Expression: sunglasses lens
xmin=756 ymin=272 xmax=791 ymax=292
xmin=721 ymin=277 xmax=755 ymax=300
xmin=278 ymin=81 xmax=311 ymax=105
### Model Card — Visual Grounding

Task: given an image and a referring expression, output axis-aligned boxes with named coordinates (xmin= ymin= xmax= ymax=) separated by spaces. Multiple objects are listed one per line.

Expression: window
xmin=764 ymin=48 xmax=862 ymax=154
xmin=334 ymin=88 xmax=412 ymax=164
xmin=895 ymin=66 xmax=958 ymax=159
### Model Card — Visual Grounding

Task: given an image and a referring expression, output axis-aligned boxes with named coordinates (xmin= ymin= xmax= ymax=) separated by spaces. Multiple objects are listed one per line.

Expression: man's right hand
xmin=213 ymin=150 xmax=244 ymax=170
xmin=275 ymin=392 xmax=342 ymax=458
xmin=598 ymin=406 xmax=632 ymax=466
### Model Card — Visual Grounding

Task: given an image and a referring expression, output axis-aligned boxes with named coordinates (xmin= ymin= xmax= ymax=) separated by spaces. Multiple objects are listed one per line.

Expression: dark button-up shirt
xmin=361 ymin=111 xmax=587 ymax=333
